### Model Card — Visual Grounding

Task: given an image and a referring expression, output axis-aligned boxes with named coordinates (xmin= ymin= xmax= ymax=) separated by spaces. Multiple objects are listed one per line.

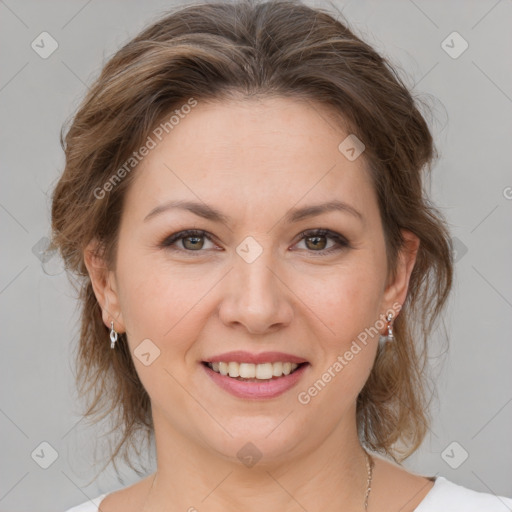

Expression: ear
xmin=83 ymin=239 xmax=125 ymax=333
xmin=381 ymin=229 xmax=420 ymax=315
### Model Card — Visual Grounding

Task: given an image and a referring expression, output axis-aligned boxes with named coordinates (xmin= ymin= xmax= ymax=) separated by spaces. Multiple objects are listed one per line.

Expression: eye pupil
xmin=183 ymin=236 xmax=204 ymax=250
xmin=163 ymin=229 xmax=346 ymax=256
xmin=306 ymin=235 xmax=326 ymax=250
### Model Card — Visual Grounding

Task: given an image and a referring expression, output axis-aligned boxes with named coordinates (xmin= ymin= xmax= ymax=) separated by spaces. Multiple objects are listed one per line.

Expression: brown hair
xmin=50 ymin=0 xmax=453 ymax=476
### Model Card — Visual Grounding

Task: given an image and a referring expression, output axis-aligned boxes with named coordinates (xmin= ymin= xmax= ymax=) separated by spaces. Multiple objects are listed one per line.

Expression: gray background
xmin=1 ymin=0 xmax=511 ymax=510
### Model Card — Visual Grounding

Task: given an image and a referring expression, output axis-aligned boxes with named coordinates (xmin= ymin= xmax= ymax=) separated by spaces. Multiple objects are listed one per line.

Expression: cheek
xmin=305 ymin=257 xmax=385 ymax=345
xmin=300 ymin=269 xmax=383 ymax=407
xmin=114 ymin=258 xmax=214 ymax=410
xmin=115 ymin=251 xmax=211 ymax=353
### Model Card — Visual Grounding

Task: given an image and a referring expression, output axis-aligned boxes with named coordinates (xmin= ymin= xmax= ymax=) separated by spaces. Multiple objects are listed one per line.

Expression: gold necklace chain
xmin=363 ymin=451 xmax=375 ymax=511
xmin=144 ymin=452 xmax=375 ymax=511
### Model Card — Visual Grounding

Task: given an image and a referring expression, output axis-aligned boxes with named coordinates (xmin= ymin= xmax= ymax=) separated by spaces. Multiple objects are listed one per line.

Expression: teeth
xmin=208 ymin=361 xmax=300 ymax=379
xmin=227 ymin=362 xmax=239 ymax=377
xmin=256 ymin=363 xmax=273 ymax=379
xmin=239 ymin=363 xmax=256 ymax=378
xmin=272 ymin=362 xmax=283 ymax=376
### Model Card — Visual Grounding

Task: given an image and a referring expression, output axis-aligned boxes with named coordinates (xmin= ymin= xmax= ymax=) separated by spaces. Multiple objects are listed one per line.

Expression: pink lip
xmin=202 ymin=362 xmax=310 ymax=400
xmin=203 ymin=351 xmax=308 ymax=365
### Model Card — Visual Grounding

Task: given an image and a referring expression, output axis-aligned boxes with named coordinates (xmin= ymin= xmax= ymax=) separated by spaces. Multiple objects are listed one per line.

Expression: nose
xmin=218 ymin=247 xmax=294 ymax=335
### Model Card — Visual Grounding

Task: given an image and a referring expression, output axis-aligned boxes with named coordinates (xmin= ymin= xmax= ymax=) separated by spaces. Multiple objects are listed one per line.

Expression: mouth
xmin=202 ymin=361 xmax=308 ymax=382
xmin=200 ymin=360 xmax=311 ymax=399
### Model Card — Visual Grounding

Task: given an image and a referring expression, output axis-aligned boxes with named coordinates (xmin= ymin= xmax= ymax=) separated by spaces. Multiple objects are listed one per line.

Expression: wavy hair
xmin=50 ymin=0 xmax=453 ymax=477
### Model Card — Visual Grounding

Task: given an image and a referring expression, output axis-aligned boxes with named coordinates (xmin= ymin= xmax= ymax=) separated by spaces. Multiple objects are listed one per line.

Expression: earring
xmin=110 ymin=321 xmax=118 ymax=349
xmin=379 ymin=313 xmax=395 ymax=347
xmin=385 ymin=313 xmax=394 ymax=341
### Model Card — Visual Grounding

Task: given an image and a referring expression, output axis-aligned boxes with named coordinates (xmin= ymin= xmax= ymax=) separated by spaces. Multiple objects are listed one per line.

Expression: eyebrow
xmin=143 ymin=199 xmax=363 ymax=224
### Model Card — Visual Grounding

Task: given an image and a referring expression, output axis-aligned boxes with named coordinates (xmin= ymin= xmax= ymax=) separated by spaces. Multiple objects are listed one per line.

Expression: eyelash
xmin=159 ymin=228 xmax=350 ymax=256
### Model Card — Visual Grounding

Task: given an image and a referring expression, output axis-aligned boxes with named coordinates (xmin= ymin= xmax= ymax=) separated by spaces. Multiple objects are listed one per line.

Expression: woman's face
xmin=88 ymin=97 xmax=418 ymax=464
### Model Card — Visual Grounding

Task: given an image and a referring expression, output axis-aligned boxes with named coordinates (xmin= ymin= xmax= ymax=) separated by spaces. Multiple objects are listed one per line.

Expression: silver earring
xmin=386 ymin=313 xmax=394 ymax=341
xmin=110 ymin=321 xmax=118 ymax=349
xmin=379 ymin=313 xmax=394 ymax=347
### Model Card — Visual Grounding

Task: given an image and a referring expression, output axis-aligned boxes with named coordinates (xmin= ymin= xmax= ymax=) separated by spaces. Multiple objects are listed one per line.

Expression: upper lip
xmin=203 ymin=351 xmax=309 ymax=365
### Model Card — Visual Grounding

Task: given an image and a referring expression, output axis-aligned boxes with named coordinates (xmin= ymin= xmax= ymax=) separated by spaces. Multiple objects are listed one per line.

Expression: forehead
xmin=125 ymin=97 xmax=378 ymax=224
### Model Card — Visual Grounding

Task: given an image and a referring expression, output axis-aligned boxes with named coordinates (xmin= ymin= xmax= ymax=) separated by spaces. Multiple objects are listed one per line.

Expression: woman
xmin=53 ymin=0 xmax=512 ymax=510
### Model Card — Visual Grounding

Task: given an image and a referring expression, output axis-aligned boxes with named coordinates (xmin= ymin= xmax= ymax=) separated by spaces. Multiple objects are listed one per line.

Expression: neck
xmin=143 ymin=405 xmax=371 ymax=512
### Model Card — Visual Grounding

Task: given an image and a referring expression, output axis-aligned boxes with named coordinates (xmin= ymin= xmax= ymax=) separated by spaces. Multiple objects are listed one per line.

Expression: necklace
xmin=363 ymin=450 xmax=375 ymax=511
xmin=144 ymin=452 xmax=375 ymax=511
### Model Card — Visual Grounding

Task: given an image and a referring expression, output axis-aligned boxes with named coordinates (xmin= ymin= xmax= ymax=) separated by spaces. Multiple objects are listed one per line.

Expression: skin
xmin=85 ymin=97 xmax=434 ymax=511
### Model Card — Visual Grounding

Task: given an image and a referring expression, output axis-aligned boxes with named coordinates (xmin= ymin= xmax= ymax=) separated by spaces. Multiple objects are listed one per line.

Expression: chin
xmin=199 ymin=420 xmax=307 ymax=468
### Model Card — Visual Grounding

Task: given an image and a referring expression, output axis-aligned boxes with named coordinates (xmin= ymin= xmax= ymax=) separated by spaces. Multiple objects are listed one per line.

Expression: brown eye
xmin=160 ymin=229 xmax=216 ymax=252
xmin=295 ymin=228 xmax=350 ymax=255
xmin=182 ymin=235 xmax=205 ymax=250
xmin=304 ymin=234 xmax=328 ymax=251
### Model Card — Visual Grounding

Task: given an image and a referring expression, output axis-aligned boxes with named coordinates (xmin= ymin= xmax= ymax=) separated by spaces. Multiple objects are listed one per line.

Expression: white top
xmin=64 ymin=476 xmax=512 ymax=511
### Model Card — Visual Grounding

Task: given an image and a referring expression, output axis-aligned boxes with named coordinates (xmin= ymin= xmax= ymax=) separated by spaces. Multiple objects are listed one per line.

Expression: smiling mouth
xmin=202 ymin=361 xmax=308 ymax=381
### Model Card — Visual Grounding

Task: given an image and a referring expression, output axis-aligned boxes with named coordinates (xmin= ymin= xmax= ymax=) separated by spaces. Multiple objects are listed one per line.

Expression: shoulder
xmin=415 ymin=476 xmax=512 ymax=511
xmin=64 ymin=473 xmax=155 ymax=512
xmin=63 ymin=493 xmax=108 ymax=512
xmin=371 ymin=456 xmax=511 ymax=512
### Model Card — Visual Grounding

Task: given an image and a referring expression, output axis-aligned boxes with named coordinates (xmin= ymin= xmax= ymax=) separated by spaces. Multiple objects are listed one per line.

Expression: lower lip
xmin=202 ymin=362 xmax=310 ymax=399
